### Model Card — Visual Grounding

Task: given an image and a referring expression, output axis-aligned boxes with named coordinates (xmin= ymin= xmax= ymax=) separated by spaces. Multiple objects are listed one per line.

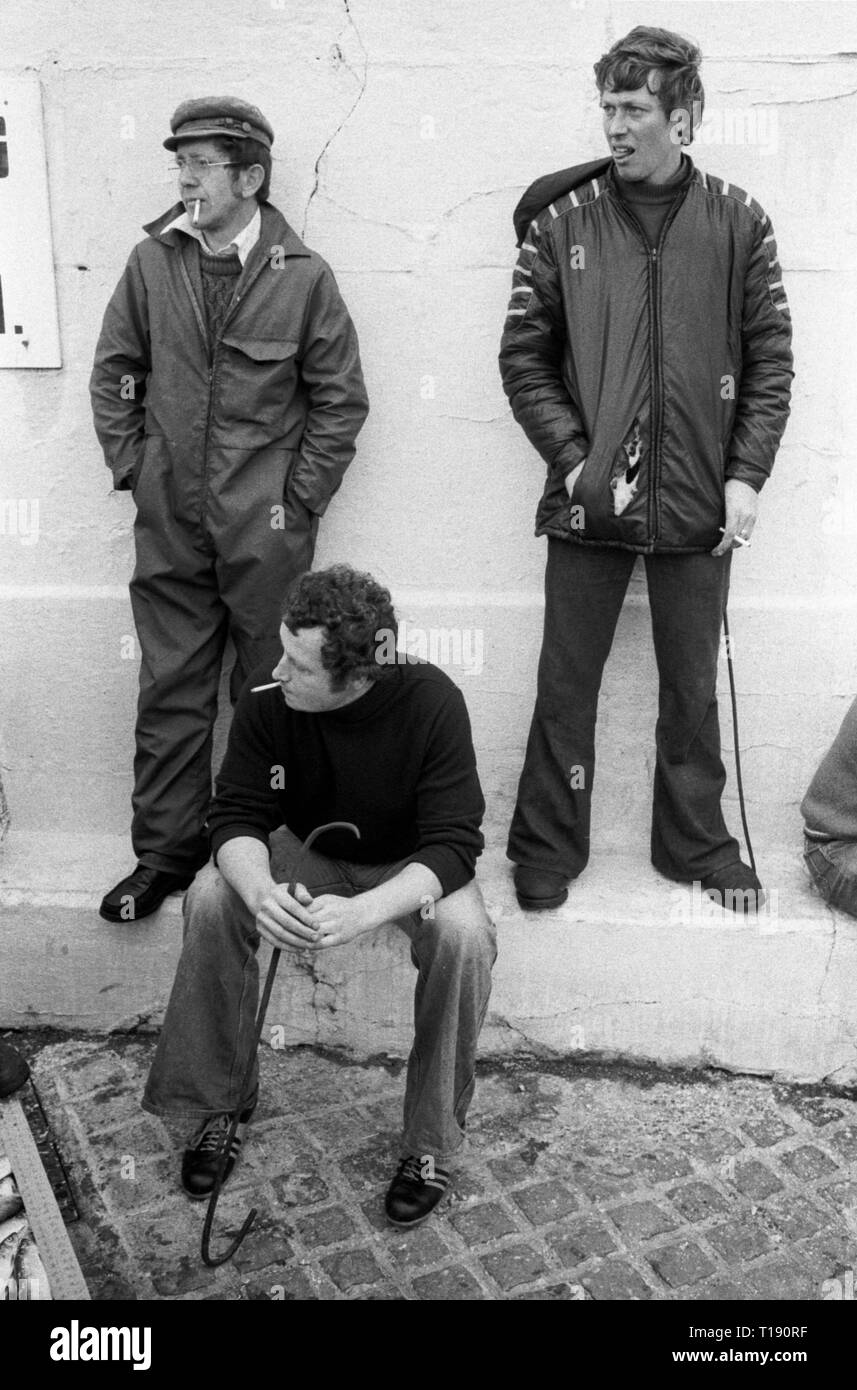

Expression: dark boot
xmin=99 ymin=863 xmax=195 ymax=923
xmin=700 ymin=861 xmax=766 ymax=914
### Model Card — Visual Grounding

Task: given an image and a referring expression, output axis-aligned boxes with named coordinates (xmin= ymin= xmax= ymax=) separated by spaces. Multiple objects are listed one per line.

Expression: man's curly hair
xmin=282 ymin=565 xmax=398 ymax=692
xmin=594 ymin=26 xmax=704 ymax=138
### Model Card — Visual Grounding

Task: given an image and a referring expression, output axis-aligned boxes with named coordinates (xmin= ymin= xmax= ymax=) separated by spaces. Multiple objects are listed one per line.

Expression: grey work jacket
xmin=90 ymin=200 xmax=369 ymax=525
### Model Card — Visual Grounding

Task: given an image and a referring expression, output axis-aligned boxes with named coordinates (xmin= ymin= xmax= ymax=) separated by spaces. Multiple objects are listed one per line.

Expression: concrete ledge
xmin=2 ymin=829 xmax=856 ymax=1085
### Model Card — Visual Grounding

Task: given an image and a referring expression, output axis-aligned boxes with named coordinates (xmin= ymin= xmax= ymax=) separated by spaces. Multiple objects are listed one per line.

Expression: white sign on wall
xmin=0 ymin=74 xmax=62 ymax=368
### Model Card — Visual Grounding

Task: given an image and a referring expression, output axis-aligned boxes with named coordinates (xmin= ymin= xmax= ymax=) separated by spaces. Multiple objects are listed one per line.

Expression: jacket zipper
xmin=611 ymin=182 xmax=691 ymax=545
xmin=649 ymin=245 xmax=661 ymax=543
xmin=201 ymin=362 xmax=217 ymax=526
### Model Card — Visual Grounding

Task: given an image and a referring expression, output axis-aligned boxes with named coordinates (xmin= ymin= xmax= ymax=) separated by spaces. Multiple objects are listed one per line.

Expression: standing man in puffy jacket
xmin=91 ymin=97 xmax=369 ymax=924
xmin=500 ymin=28 xmax=792 ymax=913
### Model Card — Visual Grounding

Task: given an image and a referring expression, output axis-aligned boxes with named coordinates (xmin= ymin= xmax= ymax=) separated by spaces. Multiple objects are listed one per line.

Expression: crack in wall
xmin=301 ymin=0 xmax=368 ymax=240
xmin=438 ymin=184 xmax=528 ymax=224
xmin=300 ymin=192 xmax=436 ymax=244
xmin=108 ymin=1009 xmax=161 ymax=1034
xmin=0 ymin=767 xmax=9 ymax=844
xmin=492 ymin=1013 xmax=549 ymax=1050
xmin=437 ymin=412 xmax=510 ymax=425
xmin=289 ymin=949 xmax=340 ymax=1045
xmin=817 ymin=906 xmax=840 ymax=1008
xmin=769 ymin=87 xmax=857 ymax=105
xmin=819 ymin=1008 xmax=857 ymax=1077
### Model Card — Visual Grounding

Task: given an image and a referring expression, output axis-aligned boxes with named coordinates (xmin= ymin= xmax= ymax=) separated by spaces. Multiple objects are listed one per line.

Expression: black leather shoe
xmin=0 ymin=1040 xmax=29 ymax=1099
xmin=700 ymin=861 xmax=766 ymax=914
xmin=384 ymin=1155 xmax=450 ymax=1228
xmin=180 ymin=1104 xmax=256 ymax=1201
xmin=99 ymin=863 xmax=195 ymax=923
xmin=513 ymin=866 xmax=569 ymax=911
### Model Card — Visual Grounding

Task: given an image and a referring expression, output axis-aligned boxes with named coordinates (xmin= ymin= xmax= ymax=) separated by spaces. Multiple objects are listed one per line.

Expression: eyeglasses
xmin=167 ymin=157 xmax=241 ymax=178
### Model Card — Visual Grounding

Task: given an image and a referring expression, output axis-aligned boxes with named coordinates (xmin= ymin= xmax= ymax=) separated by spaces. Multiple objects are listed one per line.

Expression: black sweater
xmin=207 ymin=659 xmax=485 ymax=897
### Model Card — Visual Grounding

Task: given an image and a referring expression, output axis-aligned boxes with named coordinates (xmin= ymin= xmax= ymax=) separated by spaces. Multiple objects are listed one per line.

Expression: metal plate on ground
xmin=19 ymin=1080 xmax=80 ymax=1223
xmin=0 ymin=1098 xmax=90 ymax=1300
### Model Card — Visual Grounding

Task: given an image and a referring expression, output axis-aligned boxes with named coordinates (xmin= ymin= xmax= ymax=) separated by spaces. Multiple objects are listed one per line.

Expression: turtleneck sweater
xmin=613 ymin=155 xmax=693 ymax=248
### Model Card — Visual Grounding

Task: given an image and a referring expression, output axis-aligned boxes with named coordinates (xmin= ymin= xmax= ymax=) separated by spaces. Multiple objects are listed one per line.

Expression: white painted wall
xmin=1 ymin=2 xmax=856 ymax=1062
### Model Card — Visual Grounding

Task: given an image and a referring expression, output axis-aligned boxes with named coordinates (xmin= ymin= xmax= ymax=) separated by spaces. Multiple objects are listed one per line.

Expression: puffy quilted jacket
xmin=499 ymin=156 xmax=793 ymax=553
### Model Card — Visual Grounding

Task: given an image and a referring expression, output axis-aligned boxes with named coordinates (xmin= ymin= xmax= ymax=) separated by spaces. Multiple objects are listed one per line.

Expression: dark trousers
xmin=508 ymin=539 xmax=740 ymax=882
xmin=129 ymin=469 xmax=317 ymax=875
xmin=142 ymin=828 xmax=496 ymax=1163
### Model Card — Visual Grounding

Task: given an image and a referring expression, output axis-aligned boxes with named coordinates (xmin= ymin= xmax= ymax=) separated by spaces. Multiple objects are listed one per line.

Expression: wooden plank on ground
xmin=0 ymin=1097 xmax=90 ymax=1300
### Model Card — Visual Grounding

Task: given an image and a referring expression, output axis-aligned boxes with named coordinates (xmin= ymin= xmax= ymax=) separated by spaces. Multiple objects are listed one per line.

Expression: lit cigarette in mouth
xmin=251 ymin=682 xmax=280 ymax=693
xmin=193 ymin=199 xmax=201 ymax=226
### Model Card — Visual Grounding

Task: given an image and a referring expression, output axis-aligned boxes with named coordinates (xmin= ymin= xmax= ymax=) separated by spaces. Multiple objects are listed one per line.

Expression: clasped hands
xmin=254 ymin=882 xmax=372 ymax=952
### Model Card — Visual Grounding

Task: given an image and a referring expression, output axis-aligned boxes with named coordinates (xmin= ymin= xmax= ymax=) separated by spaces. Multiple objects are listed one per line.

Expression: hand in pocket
xmin=565 ymin=459 xmax=586 ymax=500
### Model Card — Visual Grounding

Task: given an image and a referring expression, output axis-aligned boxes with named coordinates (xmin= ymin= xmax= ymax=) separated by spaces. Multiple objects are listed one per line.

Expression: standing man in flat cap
xmin=91 ymin=97 xmax=369 ymax=923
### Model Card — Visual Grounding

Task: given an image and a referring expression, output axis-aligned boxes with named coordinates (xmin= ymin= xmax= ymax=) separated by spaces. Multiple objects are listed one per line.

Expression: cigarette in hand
xmin=251 ymin=682 xmax=279 ymax=693
xmin=718 ymin=528 xmax=750 ymax=547
xmin=193 ymin=199 xmax=201 ymax=226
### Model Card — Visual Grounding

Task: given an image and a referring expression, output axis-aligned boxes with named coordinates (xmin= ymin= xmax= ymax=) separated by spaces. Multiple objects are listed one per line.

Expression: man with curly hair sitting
xmin=142 ymin=565 xmax=496 ymax=1228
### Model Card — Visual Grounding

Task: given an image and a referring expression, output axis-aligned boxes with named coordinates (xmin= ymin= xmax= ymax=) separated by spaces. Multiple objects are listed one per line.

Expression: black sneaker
xmin=180 ymin=1104 xmax=255 ymax=1201
xmin=384 ymin=1154 xmax=450 ymax=1228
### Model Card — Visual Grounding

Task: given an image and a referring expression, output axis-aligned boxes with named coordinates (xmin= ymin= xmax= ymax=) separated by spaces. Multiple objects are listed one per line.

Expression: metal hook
xmin=201 ymin=819 xmax=360 ymax=1267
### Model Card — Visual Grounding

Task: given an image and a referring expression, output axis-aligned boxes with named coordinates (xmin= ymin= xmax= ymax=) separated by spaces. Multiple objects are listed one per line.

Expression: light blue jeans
xmin=804 ymin=836 xmax=857 ymax=919
xmin=142 ymin=827 xmax=497 ymax=1164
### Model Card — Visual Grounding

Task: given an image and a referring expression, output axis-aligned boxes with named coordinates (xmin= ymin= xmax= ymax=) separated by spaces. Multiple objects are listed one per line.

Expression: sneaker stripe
xmin=397 ymin=1156 xmax=450 ymax=1188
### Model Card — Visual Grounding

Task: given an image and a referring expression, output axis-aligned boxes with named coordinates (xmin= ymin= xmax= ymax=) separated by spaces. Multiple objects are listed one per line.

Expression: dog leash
xmin=722 ymin=606 xmax=756 ymax=876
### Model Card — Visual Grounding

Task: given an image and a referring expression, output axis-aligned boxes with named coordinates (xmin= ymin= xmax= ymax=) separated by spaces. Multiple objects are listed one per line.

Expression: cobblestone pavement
xmin=14 ymin=1033 xmax=857 ymax=1302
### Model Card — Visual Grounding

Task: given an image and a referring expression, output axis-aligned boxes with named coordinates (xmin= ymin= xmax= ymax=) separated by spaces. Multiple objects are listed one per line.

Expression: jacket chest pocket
xmin=218 ymin=334 xmax=301 ymax=426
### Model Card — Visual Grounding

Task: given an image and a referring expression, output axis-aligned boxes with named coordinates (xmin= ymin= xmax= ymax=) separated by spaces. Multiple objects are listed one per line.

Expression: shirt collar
xmin=162 ymin=204 xmax=262 ymax=266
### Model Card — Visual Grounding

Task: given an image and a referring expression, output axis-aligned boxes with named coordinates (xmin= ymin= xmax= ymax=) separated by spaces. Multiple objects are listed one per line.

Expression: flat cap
xmin=164 ymin=96 xmax=274 ymax=151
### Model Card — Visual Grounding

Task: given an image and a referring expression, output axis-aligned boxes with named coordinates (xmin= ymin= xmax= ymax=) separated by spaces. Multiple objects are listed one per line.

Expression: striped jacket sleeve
xmin=726 ymin=203 xmax=794 ymax=491
xmin=498 ymin=213 xmax=589 ymax=481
